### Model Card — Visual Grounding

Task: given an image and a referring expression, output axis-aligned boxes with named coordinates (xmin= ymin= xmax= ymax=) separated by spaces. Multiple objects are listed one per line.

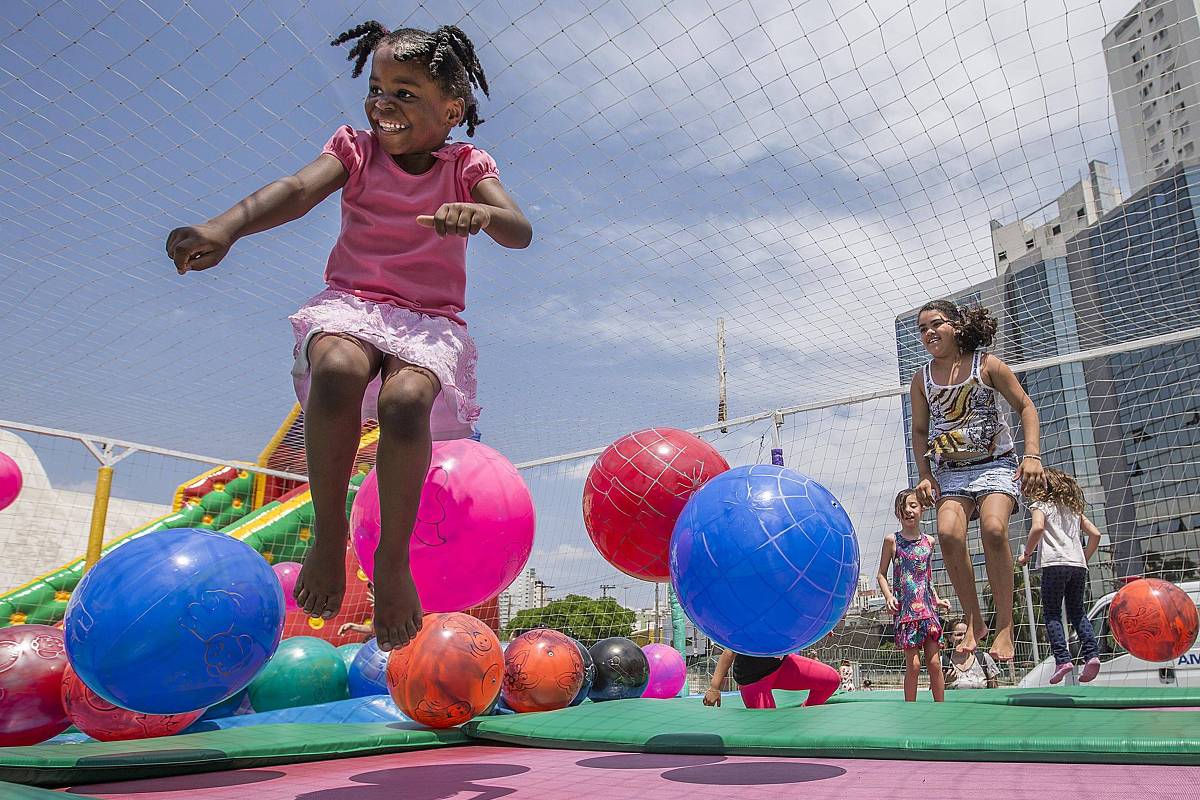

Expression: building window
xmin=997 ymin=251 xmax=1007 ymax=262
xmin=1052 ymin=224 xmax=1062 ymax=235
xmin=1025 ymin=238 xmax=1035 ymax=249
xmin=1184 ymin=142 xmax=1195 ymax=157
xmin=1077 ymin=207 xmax=1086 ymax=218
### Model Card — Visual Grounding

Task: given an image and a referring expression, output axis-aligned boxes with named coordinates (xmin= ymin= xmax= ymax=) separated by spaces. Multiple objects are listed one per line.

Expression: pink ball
xmin=0 ymin=624 xmax=70 ymax=746
xmin=641 ymin=643 xmax=686 ymax=699
xmin=0 ymin=451 xmax=23 ymax=512
xmin=350 ymin=439 xmax=535 ymax=612
xmin=272 ymin=561 xmax=302 ymax=612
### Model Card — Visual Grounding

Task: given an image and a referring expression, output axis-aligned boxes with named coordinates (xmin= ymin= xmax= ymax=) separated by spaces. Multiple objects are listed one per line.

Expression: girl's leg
xmin=1040 ymin=566 xmax=1071 ymax=666
xmin=978 ymin=493 xmax=1017 ymax=661
xmin=371 ymin=356 xmax=440 ymax=652
xmin=903 ymin=647 xmax=922 ymax=702
xmin=295 ymin=335 xmax=382 ymax=619
xmin=937 ymin=497 xmax=985 ymax=652
xmin=924 ymin=638 xmax=945 ymax=701
xmin=1064 ymin=567 xmax=1099 ymax=663
xmin=770 ymin=655 xmax=840 ymax=706
xmin=738 ymin=677 xmax=776 ymax=709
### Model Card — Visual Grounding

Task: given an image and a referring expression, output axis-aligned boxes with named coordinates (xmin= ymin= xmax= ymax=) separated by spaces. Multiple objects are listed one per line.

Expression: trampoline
xmin=2 ymin=688 xmax=1198 ymax=798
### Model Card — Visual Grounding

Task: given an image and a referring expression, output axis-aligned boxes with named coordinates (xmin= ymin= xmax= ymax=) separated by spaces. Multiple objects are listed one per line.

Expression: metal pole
xmin=1021 ymin=563 xmax=1041 ymax=664
xmin=717 ymin=319 xmax=727 ymax=433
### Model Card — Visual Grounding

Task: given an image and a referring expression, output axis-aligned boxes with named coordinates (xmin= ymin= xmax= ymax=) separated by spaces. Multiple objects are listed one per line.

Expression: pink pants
xmin=738 ymin=655 xmax=840 ymax=709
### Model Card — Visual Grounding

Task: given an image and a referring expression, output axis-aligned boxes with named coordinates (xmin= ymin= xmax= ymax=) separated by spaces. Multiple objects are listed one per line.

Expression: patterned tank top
xmin=923 ymin=351 xmax=1014 ymax=465
xmin=892 ymin=532 xmax=937 ymax=624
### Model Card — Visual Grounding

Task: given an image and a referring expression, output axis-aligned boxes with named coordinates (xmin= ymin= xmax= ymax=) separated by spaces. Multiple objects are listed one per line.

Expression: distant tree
xmin=1142 ymin=550 xmax=1200 ymax=584
xmin=503 ymin=594 xmax=635 ymax=645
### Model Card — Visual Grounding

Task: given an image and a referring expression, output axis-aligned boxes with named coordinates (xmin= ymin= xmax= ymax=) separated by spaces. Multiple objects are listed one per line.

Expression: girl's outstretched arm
xmin=416 ymin=177 xmax=533 ymax=248
xmin=1080 ymin=515 xmax=1102 ymax=562
xmin=167 ymin=154 xmax=348 ymax=273
xmin=1018 ymin=508 xmax=1047 ymax=566
xmin=983 ymin=354 xmax=1044 ymax=493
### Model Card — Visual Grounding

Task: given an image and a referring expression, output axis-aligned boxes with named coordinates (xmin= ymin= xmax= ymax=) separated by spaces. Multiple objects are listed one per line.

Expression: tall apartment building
xmin=1105 ymin=0 xmax=1200 ymax=192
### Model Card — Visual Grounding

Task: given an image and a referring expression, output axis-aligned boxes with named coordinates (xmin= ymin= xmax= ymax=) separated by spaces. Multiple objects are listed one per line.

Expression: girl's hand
xmin=417 ymin=203 xmax=492 ymax=237
xmin=1016 ymin=552 xmax=1031 ymax=568
xmin=1015 ymin=455 xmax=1044 ymax=495
xmin=702 ymin=688 xmax=722 ymax=707
xmin=935 ymin=598 xmax=951 ymax=612
xmin=916 ymin=477 xmax=939 ymax=509
xmin=886 ymin=595 xmax=900 ymax=614
xmin=166 ymin=223 xmax=235 ymax=274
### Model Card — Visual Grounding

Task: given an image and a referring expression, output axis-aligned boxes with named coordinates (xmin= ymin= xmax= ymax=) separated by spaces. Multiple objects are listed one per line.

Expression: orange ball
xmin=1108 ymin=578 xmax=1199 ymax=662
xmin=501 ymin=629 xmax=585 ymax=713
xmin=385 ymin=613 xmax=502 ymax=728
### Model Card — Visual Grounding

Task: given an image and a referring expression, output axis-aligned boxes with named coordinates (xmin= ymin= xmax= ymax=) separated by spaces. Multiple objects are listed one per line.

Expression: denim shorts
xmin=934 ymin=452 xmax=1020 ymax=509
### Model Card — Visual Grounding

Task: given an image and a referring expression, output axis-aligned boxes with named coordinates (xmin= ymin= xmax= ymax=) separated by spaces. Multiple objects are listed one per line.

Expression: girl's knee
xmin=377 ymin=375 xmax=436 ymax=432
xmin=310 ymin=349 xmax=374 ymax=397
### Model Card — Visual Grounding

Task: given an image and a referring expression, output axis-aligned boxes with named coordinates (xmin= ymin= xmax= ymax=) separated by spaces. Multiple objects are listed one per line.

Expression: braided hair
xmin=331 ymin=22 xmax=490 ymax=136
xmin=918 ymin=299 xmax=998 ymax=352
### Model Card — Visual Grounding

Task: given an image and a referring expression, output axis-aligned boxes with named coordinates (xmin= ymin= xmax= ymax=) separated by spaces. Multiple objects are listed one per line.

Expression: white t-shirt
xmin=1029 ymin=501 xmax=1087 ymax=568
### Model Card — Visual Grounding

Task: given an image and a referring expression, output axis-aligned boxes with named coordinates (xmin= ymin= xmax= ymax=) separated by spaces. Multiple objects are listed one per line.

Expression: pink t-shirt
xmin=320 ymin=125 xmax=499 ymax=325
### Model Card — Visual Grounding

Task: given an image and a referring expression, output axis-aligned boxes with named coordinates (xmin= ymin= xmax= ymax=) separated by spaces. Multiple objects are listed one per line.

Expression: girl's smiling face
xmin=897 ymin=494 xmax=922 ymax=525
xmin=365 ymin=47 xmax=464 ymax=161
xmin=917 ymin=310 xmax=957 ymax=359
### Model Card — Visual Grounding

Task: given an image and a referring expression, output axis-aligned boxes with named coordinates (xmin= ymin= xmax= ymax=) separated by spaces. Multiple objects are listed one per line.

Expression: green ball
xmin=248 ymin=636 xmax=349 ymax=712
xmin=337 ymin=643 xmax=364 ymax=671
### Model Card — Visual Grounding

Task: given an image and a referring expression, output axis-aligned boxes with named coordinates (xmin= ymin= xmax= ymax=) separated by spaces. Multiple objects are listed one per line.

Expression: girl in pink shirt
xmin=167 ymin=23 xmax=532 ymax=653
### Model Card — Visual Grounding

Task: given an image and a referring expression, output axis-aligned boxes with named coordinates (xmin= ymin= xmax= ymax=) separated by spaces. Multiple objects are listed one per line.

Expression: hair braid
xmin=330 ymin=20 xmax=389 ymax=78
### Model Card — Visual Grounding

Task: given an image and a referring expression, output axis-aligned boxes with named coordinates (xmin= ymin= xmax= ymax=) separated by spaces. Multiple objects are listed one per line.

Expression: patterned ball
xmin=0 ymin=624 xmax=69 ymax=746
xmin=64 ymin=528 xmax=284 ymax=714
xmin=386 ymin=613 xmax=503 ymax=728
xmin=583 ymin=428 xmax=730 ymax=581
xmin=670 ymin=465 xmax=859 ymax=656
xmin=1109 ymin=578 xmax=1198 ymax=662
xmin=501 ymin=629 xmax=584 ymax=713
xmin=61 ymin=664 xmax=203 ymax=741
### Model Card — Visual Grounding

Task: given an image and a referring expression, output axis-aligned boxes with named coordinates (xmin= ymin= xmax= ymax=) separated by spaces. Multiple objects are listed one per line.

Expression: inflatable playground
xmin=1 ymin=416 xmax=1199 ymax=800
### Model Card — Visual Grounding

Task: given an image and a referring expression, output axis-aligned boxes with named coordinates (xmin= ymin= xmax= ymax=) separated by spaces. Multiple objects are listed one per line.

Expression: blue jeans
xmin=1041 ymin=565 xmax=1098 ymax=664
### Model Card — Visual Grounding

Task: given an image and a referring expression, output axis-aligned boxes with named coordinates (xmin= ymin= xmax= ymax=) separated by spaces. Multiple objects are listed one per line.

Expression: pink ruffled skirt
xmin=289 ymin=289 xmax=480 ymax=441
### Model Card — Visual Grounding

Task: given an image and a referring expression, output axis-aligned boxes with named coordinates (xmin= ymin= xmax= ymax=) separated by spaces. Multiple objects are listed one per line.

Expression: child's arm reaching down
xmin=168 ymin=154 xmax=349 ymax=274
xmin=704 ymin=649 xmax=735 ymax=707
xmin=1081 ymin=515 xmax=1102 ymax=562
xmin=1017 ymin=508 xmax=1047 ymax=567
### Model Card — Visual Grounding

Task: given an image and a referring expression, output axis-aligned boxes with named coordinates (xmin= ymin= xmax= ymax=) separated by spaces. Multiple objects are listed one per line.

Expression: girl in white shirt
xmin=1018 ymin=468 xmax=1103 ymax=684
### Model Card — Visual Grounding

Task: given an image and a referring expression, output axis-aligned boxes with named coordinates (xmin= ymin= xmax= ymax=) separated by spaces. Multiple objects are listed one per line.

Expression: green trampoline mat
xmin=464 ymin=693 xmax=1200 ymax=765
xmin=0 ymin=722 xmax=467 ymax=788
xmin=827 ymin=685 xmax=1200 ymax=708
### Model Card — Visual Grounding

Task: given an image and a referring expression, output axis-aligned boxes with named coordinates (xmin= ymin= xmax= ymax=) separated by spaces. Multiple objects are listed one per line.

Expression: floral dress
xmin=892 ymin=532 xmax=943 ymax=649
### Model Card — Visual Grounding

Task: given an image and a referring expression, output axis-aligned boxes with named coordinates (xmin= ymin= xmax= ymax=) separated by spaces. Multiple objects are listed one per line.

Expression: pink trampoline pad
xmin=65 ymin=744 xmax=1200 ymax=800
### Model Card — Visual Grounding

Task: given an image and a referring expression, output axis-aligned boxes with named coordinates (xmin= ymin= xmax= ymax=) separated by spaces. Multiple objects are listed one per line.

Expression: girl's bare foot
xmin=989 ymin=626 xmax=1015 ymax=662
xmin=373 ymin=550 xmax=423 ymax=652
xmin=955 ymin=626 xmax=979 ymax=653
xmin=293 ymin=536 xmax=347 ymax=619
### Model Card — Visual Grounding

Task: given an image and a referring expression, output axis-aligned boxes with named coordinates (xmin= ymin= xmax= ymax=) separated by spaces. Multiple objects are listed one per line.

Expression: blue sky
xmin=0 ymin=0 xmax=1141 ymax=603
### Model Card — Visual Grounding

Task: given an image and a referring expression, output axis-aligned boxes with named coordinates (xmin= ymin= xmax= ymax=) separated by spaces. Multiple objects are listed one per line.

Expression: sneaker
xmin=1079 ymin=657 xmax=1101 ymax=683
xmin=1049 ymin=662 xmax=1073 ymax=684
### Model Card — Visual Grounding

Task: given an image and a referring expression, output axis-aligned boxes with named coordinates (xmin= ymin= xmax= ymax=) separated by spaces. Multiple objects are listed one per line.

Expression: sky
xmin=0 ymin=0 xmax=1145 ymax=607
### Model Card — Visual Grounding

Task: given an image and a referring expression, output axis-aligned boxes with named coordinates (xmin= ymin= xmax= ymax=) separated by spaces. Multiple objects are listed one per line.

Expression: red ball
xmin=1109 ymin=578 xmax=1199 ymax=662
xmin=0 ymin=624 xmax=69 ymax=746
xmin=61 ymin=665 xmax=204 ymax=741
xmin=502 ymin=629 xmax=584 ymax=713
xmin=386 ymin=613 xmax=502 ymax=728
xmin=583 ymin=428 xmax=730 ymax=581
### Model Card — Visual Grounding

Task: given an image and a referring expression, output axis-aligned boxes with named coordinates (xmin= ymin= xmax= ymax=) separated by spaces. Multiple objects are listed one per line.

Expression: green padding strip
xmin=827 ymin=685 xmax=1200 ymax=708
xmin=0 ymin=781 xmax=103 ymax=799
xmin=0 ymin=723 xmax=467 ymax=788
xmin=463 ymin=696 xmax=1200 ymax=764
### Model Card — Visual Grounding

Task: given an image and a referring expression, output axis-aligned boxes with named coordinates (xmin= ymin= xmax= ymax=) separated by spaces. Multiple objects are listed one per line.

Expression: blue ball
xmin=346 ymin=638 xmax=389 ymax=697
xmin=669 ymin=465 xmax=859 ymax=657
xmin=64 ymin=528 xmax=284 ymax=714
